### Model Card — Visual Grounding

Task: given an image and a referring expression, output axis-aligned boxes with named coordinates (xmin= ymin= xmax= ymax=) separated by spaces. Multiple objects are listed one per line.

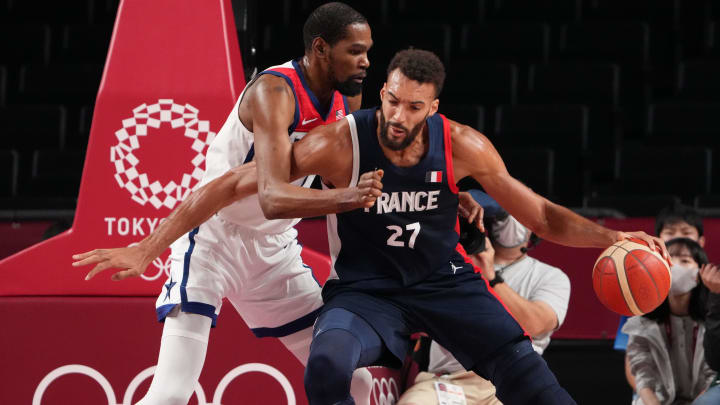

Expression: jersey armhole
xmin=346 ymin=114 xmax=361 ymax=188
xmin=441 ymin=114 xmax=459 ymax=194
xmin=258 ymin=71 xmax=300 ymax=133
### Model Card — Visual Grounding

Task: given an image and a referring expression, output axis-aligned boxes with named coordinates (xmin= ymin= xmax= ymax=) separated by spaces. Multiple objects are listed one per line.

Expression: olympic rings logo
xmin=110 ymin=99 xmax=215 ymax=210
xmin=125 ymin=241 xmax=172 ymax=281
xmin=371 ymin=376 xmax=399 ymax=405
xmin=33 ymin=363 xmax=296 ymax=405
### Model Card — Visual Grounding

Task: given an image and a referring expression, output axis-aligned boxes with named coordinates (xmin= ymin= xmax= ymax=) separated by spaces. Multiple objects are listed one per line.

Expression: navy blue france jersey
xmin=325 ymin=108 xmax=470 ymax=290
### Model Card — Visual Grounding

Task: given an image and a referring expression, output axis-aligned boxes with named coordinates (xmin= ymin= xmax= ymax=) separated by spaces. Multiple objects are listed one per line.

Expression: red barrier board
xmin=0 ymin=297 xmax=403 ymax=404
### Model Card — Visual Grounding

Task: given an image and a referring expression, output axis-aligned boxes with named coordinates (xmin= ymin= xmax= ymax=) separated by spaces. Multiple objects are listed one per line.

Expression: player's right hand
xmin=354 ymin=169 xmax=384 ymax=209
xmin=72 ymin=244 xmax=154 ymax=281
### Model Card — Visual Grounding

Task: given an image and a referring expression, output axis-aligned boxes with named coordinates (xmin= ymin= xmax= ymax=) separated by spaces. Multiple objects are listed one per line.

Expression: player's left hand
xmin=618 ymin=231 xmax=671 ymax=266
xmin=458 ymin=192 xmax=484 ymax=232
xmin=700 ymin=263 xmax=720 ymax=294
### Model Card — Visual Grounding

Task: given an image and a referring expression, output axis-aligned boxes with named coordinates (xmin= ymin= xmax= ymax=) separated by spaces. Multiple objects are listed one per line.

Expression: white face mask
xmin=491 ymin=215 xmax=529 ymax=248
xmin=669 ymin=265 xmax=699 ymax=295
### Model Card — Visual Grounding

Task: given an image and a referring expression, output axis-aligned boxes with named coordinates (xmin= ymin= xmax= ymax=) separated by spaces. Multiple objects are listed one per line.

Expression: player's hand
xmin=700 ymin=263 xmax=720 ymax=294
xmin=476 ymin=236 xmax=495 ymax=278
xmin=72 ymin=243 xmax=154 ymax=281
xmin=618 ymin=231 xmax=671 ymax=266
xmin=458 ymin=192 xmax=484 ymax=232
xmin=352 ymin=169 xmax=384 ymax=209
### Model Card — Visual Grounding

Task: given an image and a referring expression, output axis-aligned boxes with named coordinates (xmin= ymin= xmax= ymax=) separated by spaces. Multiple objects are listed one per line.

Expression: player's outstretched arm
xmin=450 ymin=121 xmax=668 ymax=258
xmin=73 ymin=162 xmax=260 ymax=280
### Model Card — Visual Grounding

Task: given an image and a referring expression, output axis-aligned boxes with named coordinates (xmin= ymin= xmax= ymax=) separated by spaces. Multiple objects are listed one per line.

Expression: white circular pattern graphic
xmin=110 ymin=99 xmax=215 ymax=210
xmin=33 ymin=363 xmax=295 ymax=405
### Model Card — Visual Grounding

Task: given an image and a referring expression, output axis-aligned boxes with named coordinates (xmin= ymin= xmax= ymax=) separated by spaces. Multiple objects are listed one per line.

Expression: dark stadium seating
xmin=489 ymin=0 xmax=581 ymax=22
xmin=17 ymin=64 xmax=102 ymax=105
xmin=0 ymin=25 xmax=52 ymax=66
xmin=460 ymin=23 xmax=551 ymax=65
xmin=502 ymin=148 xmax=555 ymax=198
xmin=0 ymin=149 xmax=19 ymax=198
xmin=59 ymin=25 xmax=113 ymax=63
xmin=676 ymin=61 xmax=720 ymax=101
xmin=443 ymin=63 xmax=517 ymax=108
xmin=527 ymin=62 xmax=620 ymax=106
xmin=646 ymin=102 xmax=720 ymax=144
xmin=371 ymin=24 xmax=453 ymax=65
xmin=438 ymin=104 xmax=484 ymax=133
xmin=560 ymin=22 xmax=650 ymax=66
xmin=24 ymin=149 xmax=84 ymax=199
xmin=494 ymin=104 xmax=589 ymax=150
xmin=0 ymin=105 xmax=66 ymax=150
xmin=494 ymin=104 xmax=589 ymax=203
xmin=0 ymin=65 xmax=6 ymax=106
xmin=390 ymin=0 xmax=486 ymax=24
xmin=0 ymin=0 xmax=718 ymax=214
xmin=1 ymin=0 xmax=93 ymax=24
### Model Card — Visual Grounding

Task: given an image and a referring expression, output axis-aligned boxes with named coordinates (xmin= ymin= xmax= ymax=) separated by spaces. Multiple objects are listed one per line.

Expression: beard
xmin=328 ymin=57 xmax=364 ymax=96
xmin=379 ymin=109 xmax=428 ymax=151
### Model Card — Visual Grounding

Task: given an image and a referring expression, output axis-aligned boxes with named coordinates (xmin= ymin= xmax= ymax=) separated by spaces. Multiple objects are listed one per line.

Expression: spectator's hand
xmin=618 ymin=231 xmax=671 ymax=266
xmin=700 ymin=263 xmax=720 ymax=294
xmin=72 ymin=243 xmax=155 ymax=281
xmin=476 ymin=236 xmax=495 ymax=279
xmin=458 ymin=192 xmax=484 ymax=232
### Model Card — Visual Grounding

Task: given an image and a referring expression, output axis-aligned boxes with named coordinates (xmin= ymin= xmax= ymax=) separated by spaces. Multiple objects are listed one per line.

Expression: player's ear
xmin=312 ymin=37 xmax=329 ymax=59
xmin=429 ymin=98 xmax=439 ymax=116
xmin=380 ymin=82 xmax=387 ymax=101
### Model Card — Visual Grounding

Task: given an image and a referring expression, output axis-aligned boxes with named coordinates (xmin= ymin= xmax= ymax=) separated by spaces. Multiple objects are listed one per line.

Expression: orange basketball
xmin=592 ymin=238 xmax=671 ymax=316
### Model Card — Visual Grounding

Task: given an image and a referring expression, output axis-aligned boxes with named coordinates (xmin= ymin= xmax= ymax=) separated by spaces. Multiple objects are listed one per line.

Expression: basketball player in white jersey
xmin=72 ymin=3 xmax=387 ymax=404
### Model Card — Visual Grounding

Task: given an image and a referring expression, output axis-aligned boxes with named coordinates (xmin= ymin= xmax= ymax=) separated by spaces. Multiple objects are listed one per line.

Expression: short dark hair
xmin=387 ymin=49 xmax=446 ymax=98
xmin=643 ymin=238 xmax=708 ymax=322
xmin=303 ymin=2 xmax=367 ymax=51
xmin=655 ymin=204 xmax=704 ymax=237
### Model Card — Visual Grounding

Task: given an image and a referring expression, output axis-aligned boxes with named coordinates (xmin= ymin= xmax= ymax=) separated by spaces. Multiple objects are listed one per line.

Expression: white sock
xmin=136 ymin=309 xmax=211 ymax=405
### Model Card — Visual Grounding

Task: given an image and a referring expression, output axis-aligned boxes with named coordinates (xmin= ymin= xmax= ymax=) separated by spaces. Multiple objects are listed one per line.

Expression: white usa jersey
xmin=201 ymin=59 xmax=350 ymax=234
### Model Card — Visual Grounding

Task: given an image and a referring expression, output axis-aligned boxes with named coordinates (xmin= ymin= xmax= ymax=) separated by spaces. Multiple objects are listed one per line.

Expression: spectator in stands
xmin=396 ymin=191 xmax=571 ymax=405
xmin=655 ymin=205 xmax=706 ymax=248
xmin=623 ymin=238 xmax=714 ymax=405
xmin=622 ymin=205 xmax=707 ymax=391
xmin=693 ymin=263 xmax=720 ymax=405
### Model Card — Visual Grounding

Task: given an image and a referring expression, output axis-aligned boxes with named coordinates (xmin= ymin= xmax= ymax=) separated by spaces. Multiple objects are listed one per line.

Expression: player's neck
xmin=300 ymin=55 xmax=334 ymax=111
xmin=668 ymin=292 xmax=691 ymax=316
xmin=493 ymin=245 xmax=526 ymax=266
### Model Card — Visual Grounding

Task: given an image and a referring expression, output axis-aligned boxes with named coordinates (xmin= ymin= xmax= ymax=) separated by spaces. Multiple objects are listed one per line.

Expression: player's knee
xmin=304 ymin=329 xmax=359 ymax=404
xmin=475 ymin=339 xmax=574 ymax=405
xmin=305 ymin=349 xmax=348 ymax=390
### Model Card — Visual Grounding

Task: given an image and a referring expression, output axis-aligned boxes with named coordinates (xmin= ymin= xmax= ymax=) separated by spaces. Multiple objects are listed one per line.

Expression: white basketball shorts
xmin=155 ymin=214 xmax=323 ymax=337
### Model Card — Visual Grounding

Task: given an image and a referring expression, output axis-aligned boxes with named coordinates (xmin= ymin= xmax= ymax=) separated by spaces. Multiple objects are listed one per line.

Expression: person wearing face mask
xmin=620 ymin=204 xmax=707 ymax=394
xmin=396 ymin=191 xmax=571 ymax=405
xmin=622 ymin=238 xmax=714 ymax=405
xmin=692 ymin=261 xmax=720 ymax=405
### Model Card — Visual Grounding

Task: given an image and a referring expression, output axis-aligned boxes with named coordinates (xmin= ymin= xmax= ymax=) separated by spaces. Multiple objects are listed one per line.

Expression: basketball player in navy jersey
xmin=262 ymin=49 xmax=670 ymax=405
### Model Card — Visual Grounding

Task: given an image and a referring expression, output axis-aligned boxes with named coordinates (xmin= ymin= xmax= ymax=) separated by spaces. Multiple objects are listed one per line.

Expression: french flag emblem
xmin=425 ymin=170 xmax=442 ymax=183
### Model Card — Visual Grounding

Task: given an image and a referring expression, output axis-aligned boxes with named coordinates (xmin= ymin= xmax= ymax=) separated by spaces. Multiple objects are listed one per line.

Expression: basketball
xmin=592 ymin=238 xmax=671 ymax=316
